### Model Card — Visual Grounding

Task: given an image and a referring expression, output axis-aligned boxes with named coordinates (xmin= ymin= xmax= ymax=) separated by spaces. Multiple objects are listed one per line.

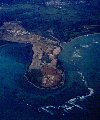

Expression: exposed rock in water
xmin=0 ymin=21 xmax=64 ymax=89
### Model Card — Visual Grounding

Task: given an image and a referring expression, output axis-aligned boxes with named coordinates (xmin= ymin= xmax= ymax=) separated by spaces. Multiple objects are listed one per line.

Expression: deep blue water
xmin=0 ymin=34 xmax=100 ymax=120
xmin=0 ymin=0 xmax=100 ymax=120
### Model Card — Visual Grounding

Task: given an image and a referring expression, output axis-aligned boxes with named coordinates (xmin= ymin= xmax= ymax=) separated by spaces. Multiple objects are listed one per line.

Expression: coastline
xmin=24 ymin=73 xmax=65 ymax=90
xmin=0 ymin=21 xmax=64 ymax=89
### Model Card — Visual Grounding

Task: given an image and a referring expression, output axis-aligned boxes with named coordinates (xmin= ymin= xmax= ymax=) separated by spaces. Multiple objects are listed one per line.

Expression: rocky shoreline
xmin=0 ymin=21 xmax=64 ymax=88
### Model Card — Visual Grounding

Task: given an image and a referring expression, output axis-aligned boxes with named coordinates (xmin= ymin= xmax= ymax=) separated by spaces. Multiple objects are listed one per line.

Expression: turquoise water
xmin=0 ymin=42 xmax=32 ymax=91
xmin=38 ymin=33 xmax=100 ymax=119
xmin=0 ymin=0 xmax=100 ymax=119
xmin=0 ymin=34 xmax=100 ymax=120
xmin=59 ymin=33 xmax=100 ymax=90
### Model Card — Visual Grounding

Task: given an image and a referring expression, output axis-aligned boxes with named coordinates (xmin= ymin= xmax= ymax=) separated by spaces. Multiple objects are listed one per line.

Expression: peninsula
xmin=0 ymin=21 xmax=64 ymax=88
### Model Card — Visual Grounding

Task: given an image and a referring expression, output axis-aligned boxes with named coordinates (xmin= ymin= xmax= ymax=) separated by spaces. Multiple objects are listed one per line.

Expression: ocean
xmin=0 ymin=0 xmax=100 ymax=120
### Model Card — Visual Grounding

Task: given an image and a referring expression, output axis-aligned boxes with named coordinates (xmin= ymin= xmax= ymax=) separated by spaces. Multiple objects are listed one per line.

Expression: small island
xmin=0 ymin=21 xmax=64 ymax=89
